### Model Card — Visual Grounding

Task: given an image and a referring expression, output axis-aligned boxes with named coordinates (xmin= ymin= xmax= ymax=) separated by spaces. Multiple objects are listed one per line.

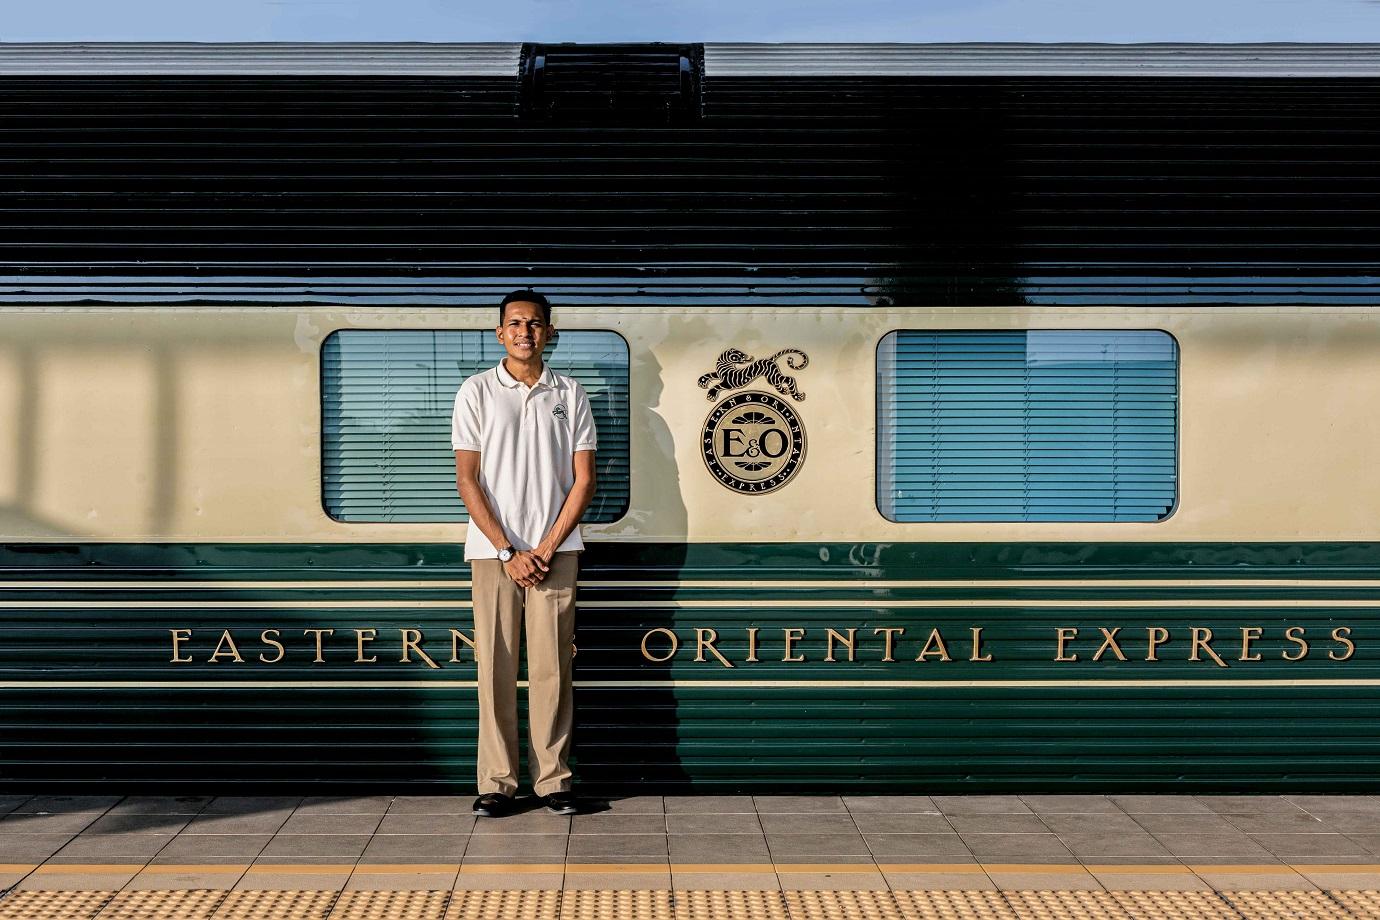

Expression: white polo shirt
xmin=451 ymin=361 xmax=598 ymax=561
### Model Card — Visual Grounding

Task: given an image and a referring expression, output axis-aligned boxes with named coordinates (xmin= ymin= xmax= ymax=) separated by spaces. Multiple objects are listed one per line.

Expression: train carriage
xmin=1 ymin=42 xmax=1379 ymax=791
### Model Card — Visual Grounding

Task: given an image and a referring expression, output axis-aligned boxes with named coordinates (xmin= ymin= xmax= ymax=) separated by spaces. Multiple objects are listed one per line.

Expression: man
xmin=452 ymin=290 xmax=597 ymax=818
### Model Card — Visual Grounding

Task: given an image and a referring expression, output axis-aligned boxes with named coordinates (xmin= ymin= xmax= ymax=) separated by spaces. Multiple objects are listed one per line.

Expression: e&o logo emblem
xmin=701 ymin=391 xmax=806 ymax=494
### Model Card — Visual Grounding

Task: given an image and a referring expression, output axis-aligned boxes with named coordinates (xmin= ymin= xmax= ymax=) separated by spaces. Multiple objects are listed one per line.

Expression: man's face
xmin=497 ymin=301 xmax=552 ymax=362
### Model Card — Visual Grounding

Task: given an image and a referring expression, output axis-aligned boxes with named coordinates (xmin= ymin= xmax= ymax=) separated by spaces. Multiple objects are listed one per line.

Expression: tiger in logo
xmin=698 ymin=348 xmax=809 ymax=401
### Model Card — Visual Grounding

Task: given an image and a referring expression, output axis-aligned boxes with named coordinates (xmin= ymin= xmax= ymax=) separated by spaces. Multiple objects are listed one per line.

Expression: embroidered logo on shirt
xmin=552 ymin=404 xmax=568 ymax=421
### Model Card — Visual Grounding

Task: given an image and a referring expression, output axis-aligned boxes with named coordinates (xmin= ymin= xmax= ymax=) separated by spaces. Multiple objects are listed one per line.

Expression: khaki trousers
xmin=470 ymin=552 xmax=578 ymax=796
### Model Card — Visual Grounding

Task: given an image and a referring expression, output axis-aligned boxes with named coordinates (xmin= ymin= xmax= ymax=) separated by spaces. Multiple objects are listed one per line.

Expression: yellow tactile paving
xmin=327 ymin=890 xmax=449 ymax=920
xmin=94 ymin=888 xmax=228 ymax=919
xmin=784 ymin=889 xmax=906 ymax=920
xmin=0 ymin=889 xmax=115 ymax=920
xmin=894 ymin=890 xmax=1018 ymax=919
xmin=1109 ymin=890 xmax=1239 ymax=920
xmin=1222 ymin=890 xmax=1354 ymax=919
xmin=443 ymin=889 xmax=561 ymax=920
xmin=1002 ymin=890 xmax=1132 ymax=920
xmin=675 ymin=889 xmax=790 ymax=920
xmin=93 ymin=890 xmax=213 ymax=919
xmin=1330 ymin=890 xmax=1380 ymax=918
xmin=561 ymin=889 xmax=674 ymax=920
xmin=211 ymin=889 xmax=338 ymax=920
xmin=14 ymin=887 xmax=1380 ymax=919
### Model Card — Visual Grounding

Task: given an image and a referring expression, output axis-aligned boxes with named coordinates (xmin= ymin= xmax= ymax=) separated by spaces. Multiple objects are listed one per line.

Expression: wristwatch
xmin=497 ymin=546 xmax=515 ymax=563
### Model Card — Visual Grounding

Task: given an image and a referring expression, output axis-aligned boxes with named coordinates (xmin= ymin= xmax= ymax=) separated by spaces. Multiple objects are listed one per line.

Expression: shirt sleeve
xmin=451 ymin=379 xmax=483 ymax=451
xmin=571 ymin=381 xmax=598 ymax=452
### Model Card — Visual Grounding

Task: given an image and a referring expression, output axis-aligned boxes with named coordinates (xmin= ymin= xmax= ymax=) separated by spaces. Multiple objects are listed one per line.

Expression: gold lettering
xmin=873 ymin=627 xmax=905 ymax=662
xmin=1239 ymin=627 xmax=1263 ymax=662
xmin=1092 ymin=627 xmax=1127 ymax=662
xmin=258 ymin=629 xmax=285 ymax=664
xmin=169 ymin=628 xmax=193 ymax=664
xmin=354 ymin=628 xmax=379 ymax=664
xmin=1189 ymin=627 xmax=1229 ymax=668
xmin=450 ymin=629 xmax=475 ymax=663
xmin=969 ymin=627 xmax=993 ymax=662
xmin=825 ymin=628 xmax=857 ymax=663
xmin=1329 ymin=627 xmax=1356 ymax=662
xmin=745 ymin=627 xmax=760 ymax=663
xmin=1146 ymin=626 xmax=1170 ymax=662
xmin=915 ymin=628 xmax=952 ymax=662
xmin=1283 ymin=625 xmax=1310 ymax=661
xmin=1055 ymin=627 xmax=1079 ymax=662
xmin=208 ymin=629 xmax=244 ymax=664
xmin=782 ymin=628 xmax=806 ymax=663
xmin=695 ymin=628 xmax=735 ymax=669
xmin=640 ymin=627 xmax=679 ymax=662
xmin=303 ymin=628 xmax=334 ymax=664
xmin=399 ymin=628 xmax=440 ymax=669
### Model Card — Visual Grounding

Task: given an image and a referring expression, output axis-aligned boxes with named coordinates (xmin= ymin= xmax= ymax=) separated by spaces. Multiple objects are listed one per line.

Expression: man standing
xmin=452 ymin=290 xmax=597 ymax=817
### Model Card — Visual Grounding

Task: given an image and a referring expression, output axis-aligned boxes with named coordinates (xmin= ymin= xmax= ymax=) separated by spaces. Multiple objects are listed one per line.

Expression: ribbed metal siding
xmin=703 ymin=43 xmax=1380 ymax=77
xmin=0 ymin=43 xmax=523 ymax=75
xmin=0 ymin=542 xmax=1376 ymax=792
xmin=3 ymin=71 xmax=1380 ymax=296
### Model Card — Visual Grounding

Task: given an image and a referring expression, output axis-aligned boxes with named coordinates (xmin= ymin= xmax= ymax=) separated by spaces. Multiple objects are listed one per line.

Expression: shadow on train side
xmin=573 ymin=345 xmax=691 ymax=795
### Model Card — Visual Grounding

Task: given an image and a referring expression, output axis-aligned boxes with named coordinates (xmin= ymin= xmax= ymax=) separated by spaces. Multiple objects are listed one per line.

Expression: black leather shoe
xmin=472 ymin=792 xmax=514 ymax=818
xmin=540 ymin=790 xmax=579 ymax=815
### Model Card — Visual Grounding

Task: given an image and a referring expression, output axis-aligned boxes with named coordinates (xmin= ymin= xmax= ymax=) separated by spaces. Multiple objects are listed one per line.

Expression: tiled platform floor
xmin=1 ymin=794 xmax=1379 ymax=916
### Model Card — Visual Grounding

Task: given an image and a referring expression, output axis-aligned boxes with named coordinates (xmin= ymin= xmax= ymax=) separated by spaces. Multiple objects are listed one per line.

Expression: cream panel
xmin=31 ymin=346 xmax=157 ymax=537
xmin=0 ymin=346 xmax=21 ymax=510
xmin=1 ymin=305 xmax=1378 ymax=543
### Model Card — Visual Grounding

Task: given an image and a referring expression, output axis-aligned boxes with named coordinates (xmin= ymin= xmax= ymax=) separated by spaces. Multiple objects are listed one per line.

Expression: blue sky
xmin=4 ymin=0 xmax=1378 ymax=43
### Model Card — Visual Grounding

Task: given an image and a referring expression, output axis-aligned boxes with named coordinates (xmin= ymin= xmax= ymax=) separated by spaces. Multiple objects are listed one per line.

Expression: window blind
xmin=323 ymin=330 xmax=629 ymax=523
xmin=878 ymin=330 xmax=1177 ymax=522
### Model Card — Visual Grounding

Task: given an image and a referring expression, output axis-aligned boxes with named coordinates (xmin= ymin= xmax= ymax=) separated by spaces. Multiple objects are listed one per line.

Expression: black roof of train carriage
xmin=2 ymin=41 xmax=1380 ymax=307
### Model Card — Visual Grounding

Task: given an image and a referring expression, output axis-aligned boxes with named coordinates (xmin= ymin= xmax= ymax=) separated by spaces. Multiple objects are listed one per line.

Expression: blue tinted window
xmin=323 ymin=330 xmax=628 ymax=523
xmin=878 ymin=331 xmax=1177 ymax=522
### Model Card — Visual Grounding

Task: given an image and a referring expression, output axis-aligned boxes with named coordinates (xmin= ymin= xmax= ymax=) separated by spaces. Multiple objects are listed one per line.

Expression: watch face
xmin=498 ymin=548 xmax=513 ymax=562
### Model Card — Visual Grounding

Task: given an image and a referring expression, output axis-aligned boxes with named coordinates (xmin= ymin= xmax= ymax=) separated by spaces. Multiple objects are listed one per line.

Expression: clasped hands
xmin=503 ymin=549 xmax=551 ymax=589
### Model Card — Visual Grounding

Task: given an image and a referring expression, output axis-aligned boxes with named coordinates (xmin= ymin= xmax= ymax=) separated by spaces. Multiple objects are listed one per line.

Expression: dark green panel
xmin=1 ymin=541 xmax=1378 ymax=792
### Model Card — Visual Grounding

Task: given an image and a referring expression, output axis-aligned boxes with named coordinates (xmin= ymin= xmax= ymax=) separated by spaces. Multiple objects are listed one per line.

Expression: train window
xmin=321 ymin=329 xmax=629 ymax=523
xmin=877 ymin=330 xmax=1177 ymax=523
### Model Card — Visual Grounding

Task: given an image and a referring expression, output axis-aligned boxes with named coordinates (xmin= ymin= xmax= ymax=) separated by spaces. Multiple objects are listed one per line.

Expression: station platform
xmin=0 ymin=793 xmax=1378 ymax=919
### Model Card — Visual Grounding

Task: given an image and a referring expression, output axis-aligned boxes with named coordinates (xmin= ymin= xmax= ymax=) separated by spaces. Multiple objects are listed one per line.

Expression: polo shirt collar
xmin=495 ymin=360 xmax=555 ymax=390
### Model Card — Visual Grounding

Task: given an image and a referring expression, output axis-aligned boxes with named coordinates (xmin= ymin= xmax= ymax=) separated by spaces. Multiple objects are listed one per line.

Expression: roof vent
xmin=520 ymin=42 xmax=703 ymax=126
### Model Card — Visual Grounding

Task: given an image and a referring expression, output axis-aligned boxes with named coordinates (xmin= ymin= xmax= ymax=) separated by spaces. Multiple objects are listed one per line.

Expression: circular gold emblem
xmin=701 ymin=391 xmax=806 ymax=494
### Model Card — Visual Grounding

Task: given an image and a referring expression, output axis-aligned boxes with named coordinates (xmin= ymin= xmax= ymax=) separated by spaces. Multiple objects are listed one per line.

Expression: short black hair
xmin=499 ymin=290 xmax=551 ymax=325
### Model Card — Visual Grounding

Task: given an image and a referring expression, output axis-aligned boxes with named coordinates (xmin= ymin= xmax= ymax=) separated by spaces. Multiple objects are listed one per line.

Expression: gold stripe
xmin=666 ymin=864 xmax=777 ymax=873
xmin=8 ymin=579 xmax=1380 ymax=593
xmin=5 ymin=678 xmax=1380 ymax=690
xmin=0 ymin=580 xmax=472 ymax=590
xmin=6 ymin=577 xmax=1380 ymax=590
xmin=597 ymin=599 xmax=1380 ymax=608
xmin=0 ymin=600 xmax=471 ymax=608
xmin=6 ymin=597 xmax=1380 ymax=609
xmin=588 ymin=579 xmax=1380 ymax=590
